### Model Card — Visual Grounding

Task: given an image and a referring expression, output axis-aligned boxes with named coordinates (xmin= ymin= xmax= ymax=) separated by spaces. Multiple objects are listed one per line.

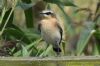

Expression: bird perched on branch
xmin=38 ymin=10 xmax=63 ymax=56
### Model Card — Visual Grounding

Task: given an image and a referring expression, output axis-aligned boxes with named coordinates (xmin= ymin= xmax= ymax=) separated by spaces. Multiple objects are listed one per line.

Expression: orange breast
xmin=41 ymin=18 xmax=57 ymax=32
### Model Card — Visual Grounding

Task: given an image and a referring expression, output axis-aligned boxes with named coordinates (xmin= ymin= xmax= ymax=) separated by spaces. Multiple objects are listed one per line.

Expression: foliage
xmin=0 ymin=0 xmax=100 ymax=57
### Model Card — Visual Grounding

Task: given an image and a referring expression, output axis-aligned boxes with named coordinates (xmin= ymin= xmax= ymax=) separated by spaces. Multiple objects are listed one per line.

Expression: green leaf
xmin=0 ymin=8 xmax=14 ymax=31
xmin=29 ymin=48 xmax=34 ymax=56
xmin=23 ymin=28 xmax=40 ymax=40
xmin=21 ymin=0 xmax=31 ymax=4
xmin=0 ymin=0 xmax=4 ymax=9
xmin=39 ymin=45 xmax=52 ymax=57
xmin=24 ymin=7 xmax=34 ymax=28
xmin=60 ymin=0 xmax=76 ymax=6
xmin=0 ymin=0 xmax=17 ymax=36
xmin=94 ymin=30 xmax=100 ymax=54
xmin=0 ymin=7 xmax=6 ymax=25
xmin=21 ymin=0 xmax=40 ymax=9
xmin=3 ymin=27 xmax=31 ymax=44
xmin=13 ymin=50 xmax=21 ymax=57
xmin=44 ymin=0 xmax=76 ymax=6
xmin=93 ymin=43 xmax=99 ymax=55
xmin=76 ymin=21 xmax=95 ymax=55
xmin=17 ymin=2 xmax=34 ymax=10
xmin=94 ymin=30 xmax=100 ymax=41
xmin=20 ymin=0 xmax=34 ymax=28
xmin=21 ymin=45 xmax=30 ymax=57
xmin=26 ymin=38 xmax=42 ymax=50
xmin=13 ymin=39 xmax=41 ymax=57
xmin=57 ymin=4 xmax=75 ymax=36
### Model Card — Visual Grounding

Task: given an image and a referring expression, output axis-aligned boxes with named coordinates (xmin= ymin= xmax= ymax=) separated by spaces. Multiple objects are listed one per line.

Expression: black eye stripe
xmin=39 ymin=12 xmax=53 ymax=16
xmin=44 ymin=12 xmax=52 ymax=15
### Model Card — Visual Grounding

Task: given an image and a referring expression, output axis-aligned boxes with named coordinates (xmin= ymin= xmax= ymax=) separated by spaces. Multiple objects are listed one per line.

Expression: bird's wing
xmin=57 ymin=23 xmax=63 ymax=42
xmin=38 ymin=23 xmax=41 ymax=32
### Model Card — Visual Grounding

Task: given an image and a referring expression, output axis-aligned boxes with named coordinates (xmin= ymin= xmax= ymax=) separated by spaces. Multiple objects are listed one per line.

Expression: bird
xmin=38 ymin=10 xmax=63 ymax=56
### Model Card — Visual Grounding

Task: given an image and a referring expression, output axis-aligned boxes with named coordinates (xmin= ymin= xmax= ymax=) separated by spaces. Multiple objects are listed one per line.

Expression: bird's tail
xmin=53 ymin=47 xmax=61 ymax=52
xmin=53 ymin=47 xmax=61 ymax=56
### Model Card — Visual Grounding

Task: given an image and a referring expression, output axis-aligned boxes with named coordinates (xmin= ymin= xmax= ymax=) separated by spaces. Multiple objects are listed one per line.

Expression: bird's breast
xmin=41 ymin=21 xmax=57 ymax=36
xmin=40 ymin=21 xmax=61 ymax=44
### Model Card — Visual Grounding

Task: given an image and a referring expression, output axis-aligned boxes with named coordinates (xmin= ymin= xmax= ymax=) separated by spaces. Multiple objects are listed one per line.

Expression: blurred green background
xmin=0 ymin=0 xmax=100 ymax=57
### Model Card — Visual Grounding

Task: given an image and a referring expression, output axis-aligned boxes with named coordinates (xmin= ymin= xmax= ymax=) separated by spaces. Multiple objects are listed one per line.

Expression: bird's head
xmin=39 ymin=10 xmax=56 ymax=19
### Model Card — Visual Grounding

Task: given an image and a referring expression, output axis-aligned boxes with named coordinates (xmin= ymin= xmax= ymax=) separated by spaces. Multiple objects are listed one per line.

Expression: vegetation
xmin=0 ymin=0 xmax=100 ymax=57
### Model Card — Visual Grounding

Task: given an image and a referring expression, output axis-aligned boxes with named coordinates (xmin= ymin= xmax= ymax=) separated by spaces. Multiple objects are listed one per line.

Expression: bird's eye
xmin=45 ymin=12 xmax=52 ymax=15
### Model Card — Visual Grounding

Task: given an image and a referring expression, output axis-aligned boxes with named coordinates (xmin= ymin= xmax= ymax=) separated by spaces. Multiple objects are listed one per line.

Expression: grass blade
xmin=76 ymin=21 xmax=95 ymax=55
xmin=21 ymin=45 xmax=29 ymax=57
xmin=57 ymin=4 xmax=75 ymax=36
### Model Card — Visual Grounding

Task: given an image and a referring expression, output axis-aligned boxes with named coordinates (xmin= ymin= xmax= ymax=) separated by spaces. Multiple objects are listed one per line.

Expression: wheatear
xmin=38 ymin=10 xmax=63 ymax=56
